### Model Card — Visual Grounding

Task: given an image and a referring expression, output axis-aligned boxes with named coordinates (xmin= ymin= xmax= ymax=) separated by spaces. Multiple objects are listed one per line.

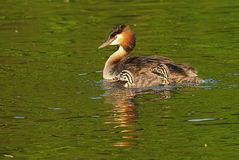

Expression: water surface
xmin=0 ymin=0 xmax=239 ymax=159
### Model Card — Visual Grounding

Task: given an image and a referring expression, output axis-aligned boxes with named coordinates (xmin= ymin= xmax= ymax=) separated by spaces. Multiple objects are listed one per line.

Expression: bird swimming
xmin=98 ymin=24 xmax=202 ymax=88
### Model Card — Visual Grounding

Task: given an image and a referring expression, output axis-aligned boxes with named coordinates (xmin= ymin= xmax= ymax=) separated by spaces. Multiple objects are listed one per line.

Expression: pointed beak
xmin=98 ymin=37 xmax=116 ymax=49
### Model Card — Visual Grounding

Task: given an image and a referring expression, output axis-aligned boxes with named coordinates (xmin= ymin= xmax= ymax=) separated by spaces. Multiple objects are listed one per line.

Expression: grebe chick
xmin=98 ymin=24 xmax=202 ymax=88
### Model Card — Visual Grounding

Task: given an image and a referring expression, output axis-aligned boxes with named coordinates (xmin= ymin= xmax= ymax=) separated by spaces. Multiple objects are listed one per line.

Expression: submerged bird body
xmin=99 ymin=24 xmax=202 ymax=88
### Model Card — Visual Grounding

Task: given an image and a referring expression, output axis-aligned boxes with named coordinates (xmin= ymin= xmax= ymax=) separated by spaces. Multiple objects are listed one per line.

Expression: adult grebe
xmin=99 ymin=24 xmax=202 ymax=88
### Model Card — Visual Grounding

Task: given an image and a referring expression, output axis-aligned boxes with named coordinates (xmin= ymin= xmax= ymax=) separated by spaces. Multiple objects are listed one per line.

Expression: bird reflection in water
xmin=103 ymin=82 xmax=172 ymax=147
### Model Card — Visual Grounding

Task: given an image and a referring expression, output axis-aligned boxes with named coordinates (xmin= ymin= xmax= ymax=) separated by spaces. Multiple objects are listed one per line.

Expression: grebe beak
xmin=98 ymin=36 xmax=117 ymax=49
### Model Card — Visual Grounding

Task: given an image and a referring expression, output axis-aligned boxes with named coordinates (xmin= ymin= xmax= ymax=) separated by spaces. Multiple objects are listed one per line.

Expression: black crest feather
xmin=109 ymin=24 xmax=127 ymax=38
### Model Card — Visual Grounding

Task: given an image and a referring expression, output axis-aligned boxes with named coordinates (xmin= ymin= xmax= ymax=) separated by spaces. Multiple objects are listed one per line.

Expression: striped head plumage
xmin=117 ymin=70 xmax=135 ymax=88
xmin=151 ymin=64 xmax=170 ymax=85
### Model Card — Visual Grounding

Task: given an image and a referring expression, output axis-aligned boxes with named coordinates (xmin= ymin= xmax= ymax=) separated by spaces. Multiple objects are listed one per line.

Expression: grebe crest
xmin=99 ymin=24 xmax=136 ymax=53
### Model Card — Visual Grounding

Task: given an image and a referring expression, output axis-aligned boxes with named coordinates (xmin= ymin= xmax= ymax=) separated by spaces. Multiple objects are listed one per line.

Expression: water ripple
xmin=188 ymin=118 xmax=223 ymax=122
xmin=48 ymin=107 xmax=64 ymax=111
xmin=13 ymin=116 xmax=25 ymax=119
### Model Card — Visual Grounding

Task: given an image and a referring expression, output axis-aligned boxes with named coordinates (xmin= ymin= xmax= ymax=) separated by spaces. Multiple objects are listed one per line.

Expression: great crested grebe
xmin=99 ymin=24 xmax=202 ymax=88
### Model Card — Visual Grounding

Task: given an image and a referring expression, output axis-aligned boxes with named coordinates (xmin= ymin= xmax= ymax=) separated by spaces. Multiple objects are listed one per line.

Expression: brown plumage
xmin=99 ymin=24 xmax=202 ymax=88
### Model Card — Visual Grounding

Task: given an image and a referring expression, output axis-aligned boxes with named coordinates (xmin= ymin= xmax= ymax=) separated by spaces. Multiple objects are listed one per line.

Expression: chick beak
xmin=98 ymin=36 xmax=116 ymax=49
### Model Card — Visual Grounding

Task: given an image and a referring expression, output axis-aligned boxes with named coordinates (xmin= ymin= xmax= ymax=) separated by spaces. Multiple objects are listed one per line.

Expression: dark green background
xmin=0 ymin=0 xmax=239 ymax=159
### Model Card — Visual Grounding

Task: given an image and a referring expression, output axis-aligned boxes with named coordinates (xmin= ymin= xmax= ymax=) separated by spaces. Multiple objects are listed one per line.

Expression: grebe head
xmin=98 ymin=24 xmax=136 ymax=52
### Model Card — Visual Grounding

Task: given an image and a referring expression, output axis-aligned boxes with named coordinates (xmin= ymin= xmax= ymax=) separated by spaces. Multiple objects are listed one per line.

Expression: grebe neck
xmin=103 ymin=46 xmax=128 ymax=79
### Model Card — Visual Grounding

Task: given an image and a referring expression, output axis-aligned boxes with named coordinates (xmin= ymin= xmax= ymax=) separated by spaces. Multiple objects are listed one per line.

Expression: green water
xmin=0 ymin=0 xmax=239 ymax=159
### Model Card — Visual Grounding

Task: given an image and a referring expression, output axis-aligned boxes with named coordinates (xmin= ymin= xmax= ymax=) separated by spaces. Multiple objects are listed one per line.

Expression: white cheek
xmin=110 ymin=34 xmax=123 ymax=45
